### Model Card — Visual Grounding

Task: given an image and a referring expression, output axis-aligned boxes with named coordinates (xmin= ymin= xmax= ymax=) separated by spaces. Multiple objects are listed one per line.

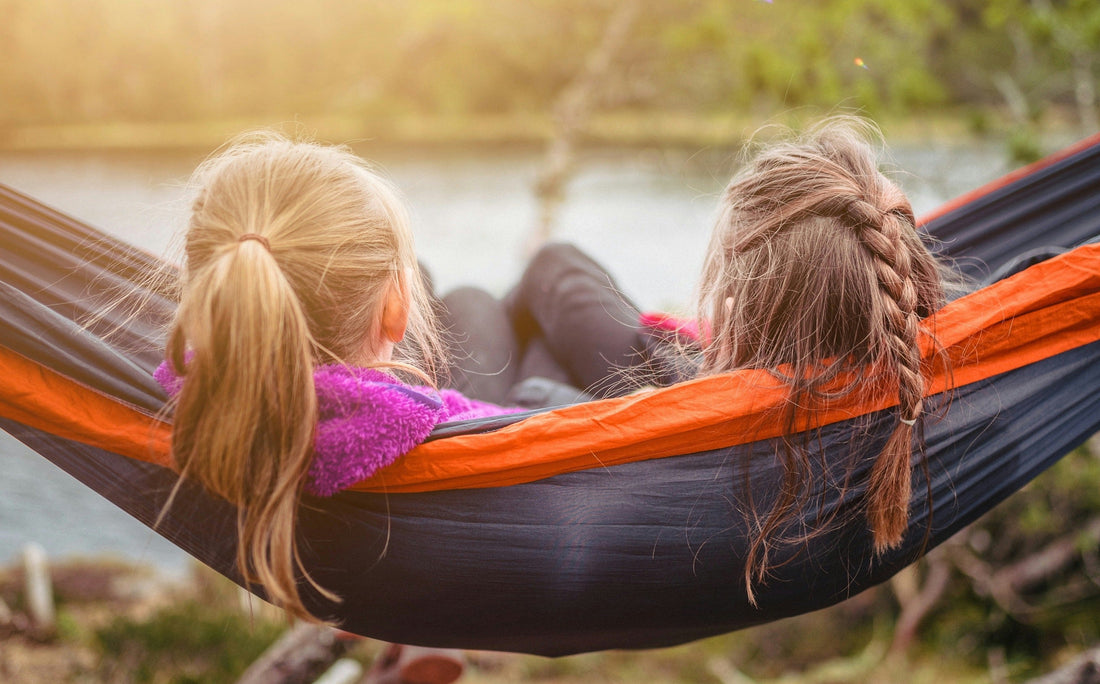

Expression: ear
xmin=380 ymin=269 xmax=411 ymax=344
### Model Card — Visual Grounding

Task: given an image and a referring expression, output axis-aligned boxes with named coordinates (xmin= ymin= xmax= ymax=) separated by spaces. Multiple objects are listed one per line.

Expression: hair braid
xmin=852 ymin=191 xmax=927 ymax=552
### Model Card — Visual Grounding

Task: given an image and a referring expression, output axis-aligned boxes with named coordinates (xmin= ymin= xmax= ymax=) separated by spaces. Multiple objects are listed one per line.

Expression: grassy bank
xmin=0 ymin=114 xmax=554 ymax=153
xmin=0 ymin=556 xmax=994 ymax=684
xmin=0 ymin=107 xmax=1082 ymax=155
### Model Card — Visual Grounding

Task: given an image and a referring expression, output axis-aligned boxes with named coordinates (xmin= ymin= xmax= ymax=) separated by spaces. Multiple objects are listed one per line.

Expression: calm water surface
xmin=0 ymin=141 xmax=1012 ymax=573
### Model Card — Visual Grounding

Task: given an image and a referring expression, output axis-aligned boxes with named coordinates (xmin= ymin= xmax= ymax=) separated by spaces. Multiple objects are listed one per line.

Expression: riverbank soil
xmin=0 ymin=559 xmax=173 ymax=683
xmin=0 ymin=558 xmax=286 ymax=683
xmin=0 ymin=556 xmax=996 ymax=684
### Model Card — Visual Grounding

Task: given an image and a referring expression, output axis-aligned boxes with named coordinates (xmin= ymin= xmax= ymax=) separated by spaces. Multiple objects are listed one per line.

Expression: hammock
xmin=2 ymin=134 xmax=1100 ymax=657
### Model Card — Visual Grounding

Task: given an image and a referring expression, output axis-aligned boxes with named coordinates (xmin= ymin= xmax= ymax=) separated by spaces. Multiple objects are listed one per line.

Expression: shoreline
xmin=0 ymin=108 xmax=1085 ymax=154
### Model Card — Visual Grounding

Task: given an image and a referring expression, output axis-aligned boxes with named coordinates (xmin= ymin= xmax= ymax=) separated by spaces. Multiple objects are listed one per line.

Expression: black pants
xmin=440 ymin=243 xmax=684 ymax=406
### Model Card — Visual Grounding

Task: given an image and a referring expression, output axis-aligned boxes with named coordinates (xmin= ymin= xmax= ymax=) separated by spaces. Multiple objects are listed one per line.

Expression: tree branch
xmin=948 ymin=517 xmax=1100 ymax=622
xmin=889 ymin=546 xmax=955 ymax=654
xmin=1025 ymin=646 xmax=1100 ymax=684
xmin=997 ymin=517 xmax=1100 ymax=595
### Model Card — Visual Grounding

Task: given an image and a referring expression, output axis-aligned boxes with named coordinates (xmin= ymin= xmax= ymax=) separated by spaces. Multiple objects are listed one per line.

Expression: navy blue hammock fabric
xmin=2 ymin=135 xmax=1100 ymax=656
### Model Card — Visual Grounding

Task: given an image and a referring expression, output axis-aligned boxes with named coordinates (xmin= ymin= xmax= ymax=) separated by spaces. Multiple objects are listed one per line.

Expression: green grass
xmin=93 ymin=599 xmax=284 ymax=684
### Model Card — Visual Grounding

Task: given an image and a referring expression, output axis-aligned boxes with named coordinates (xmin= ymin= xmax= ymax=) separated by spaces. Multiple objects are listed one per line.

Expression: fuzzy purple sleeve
xmin=308 ymin=366 xmax=447 ymax=496
xmin=153 ymin=360 xmax=184 ymax=397
xmin=312 ymin=374 xmax=520 ymax=494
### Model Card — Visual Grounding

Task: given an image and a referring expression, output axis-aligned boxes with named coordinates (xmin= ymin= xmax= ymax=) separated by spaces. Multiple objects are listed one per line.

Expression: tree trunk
xmin=236 ymin=622 xmax=348 ymax=684
xmin=1072 ymin=52 xmax=1098 ymax=135
xmin=530 ymin=0 xmax=640 ymax=251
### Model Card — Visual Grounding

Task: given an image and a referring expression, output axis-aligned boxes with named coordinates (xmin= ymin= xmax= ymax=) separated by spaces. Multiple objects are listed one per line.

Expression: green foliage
xmin=966 ymin=108 xmax=994 ymax=136
xmin=1007 ymin=128 xmax=1043 ymax=163
xmin=917 ymin=444 xmax=1100 ymax=677
xmin=54 ymin=609 xmax=83 ymax=643
xmin=889 ymin=66 xmax=949 ymax=109
xmin=93 ymin=599 xmax=283 ymax=684
xmin=0 ymin=0 xmax=1095 ymax=137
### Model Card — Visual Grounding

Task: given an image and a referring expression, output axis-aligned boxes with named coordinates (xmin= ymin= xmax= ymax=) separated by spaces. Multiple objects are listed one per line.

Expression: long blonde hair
xmin=165 ymin=131 xmax=444 ymax=619
xmin=697 ymin=116 xmax=950 ymax=597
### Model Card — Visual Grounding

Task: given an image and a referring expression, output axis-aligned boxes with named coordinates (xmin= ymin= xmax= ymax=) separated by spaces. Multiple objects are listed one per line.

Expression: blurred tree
xmin=0 ymin=0 xmax=1094 ymax=141
xmin=983 ymin=0 xmax=1100 ymax=134
xmin=886 ymin=442 xmax=1100 ymax=678
xmin=532 ymin=0 xmax=639 ymax=244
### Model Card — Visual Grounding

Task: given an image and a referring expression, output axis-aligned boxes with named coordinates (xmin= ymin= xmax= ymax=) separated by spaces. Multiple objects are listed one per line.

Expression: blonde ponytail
xmin=165 ymin=132 xmax=444 ymax=619
xmin=169 ymin=238 xmax=325 ymax=617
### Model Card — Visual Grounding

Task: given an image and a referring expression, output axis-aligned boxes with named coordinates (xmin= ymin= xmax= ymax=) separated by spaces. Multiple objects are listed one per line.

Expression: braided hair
xmin=697 ymin=116 xmax=949 ymax=599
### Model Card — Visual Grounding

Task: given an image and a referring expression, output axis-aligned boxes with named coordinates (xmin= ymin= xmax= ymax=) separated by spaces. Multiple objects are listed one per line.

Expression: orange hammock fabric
xmin=4 ymin=240 xmax=1100 ymax=493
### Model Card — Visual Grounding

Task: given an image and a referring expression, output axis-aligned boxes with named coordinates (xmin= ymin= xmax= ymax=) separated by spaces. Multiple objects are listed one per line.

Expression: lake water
xmin=0 ymin=140 xmax=1016 ymax=574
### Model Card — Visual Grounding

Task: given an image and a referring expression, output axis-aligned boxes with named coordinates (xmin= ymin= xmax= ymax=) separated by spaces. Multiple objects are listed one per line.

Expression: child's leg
xmin=438 ymin=286 xmax=521 ymax=405
xmin=507 ymin=243 xmax=650 ymax=398
xmin=514 ymin=335 xmax=574 ymax=387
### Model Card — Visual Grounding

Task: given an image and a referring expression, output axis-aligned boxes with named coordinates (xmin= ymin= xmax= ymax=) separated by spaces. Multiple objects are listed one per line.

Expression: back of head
xmin=165 ymin=131 xmax=442 ymax=619
xmin=699 ymin=116 xmax=944 ymax=380
xmin=697 ymin=116 xmax=948 ymax=584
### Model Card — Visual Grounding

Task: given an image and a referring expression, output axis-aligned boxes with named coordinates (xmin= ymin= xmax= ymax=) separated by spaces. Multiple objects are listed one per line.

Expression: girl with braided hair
xmin=696 ymin=115 xmax=955 ymax=597
xmin=496 ymin=116 xmax=954 ymax=601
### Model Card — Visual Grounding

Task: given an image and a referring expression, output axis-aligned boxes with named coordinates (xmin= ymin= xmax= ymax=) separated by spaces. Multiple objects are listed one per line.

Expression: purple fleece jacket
xmin=154 ymin=362 xmax=518 ymax=497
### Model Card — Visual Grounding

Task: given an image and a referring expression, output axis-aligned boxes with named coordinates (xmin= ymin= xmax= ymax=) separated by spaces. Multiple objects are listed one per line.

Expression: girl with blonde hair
xmin=155 ymin=132 xmax=517 ymax=621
